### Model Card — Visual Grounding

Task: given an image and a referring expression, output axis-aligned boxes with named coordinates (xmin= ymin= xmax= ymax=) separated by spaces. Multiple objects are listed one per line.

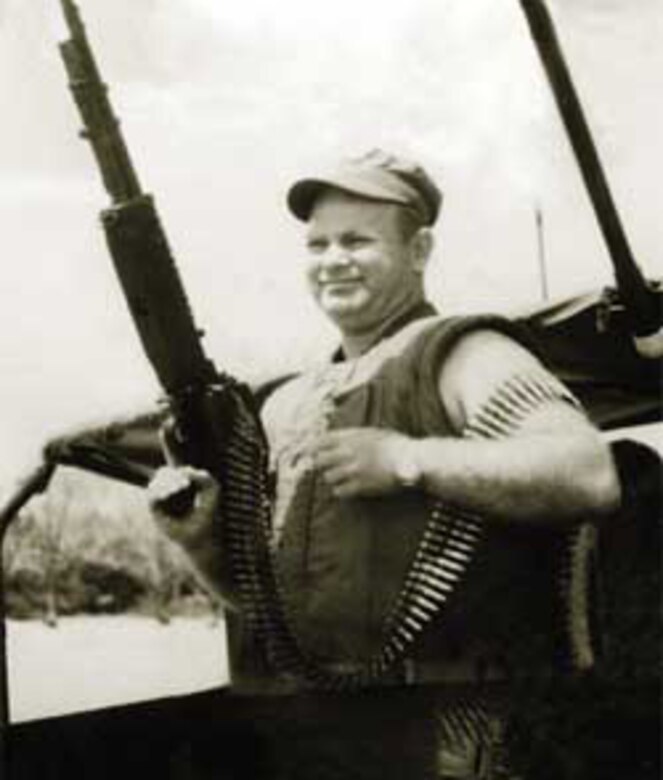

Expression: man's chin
xmin=319 ymin=292 xmax=367 ymax=320
xmin=322 ymin=306 xmax=373 ymax=335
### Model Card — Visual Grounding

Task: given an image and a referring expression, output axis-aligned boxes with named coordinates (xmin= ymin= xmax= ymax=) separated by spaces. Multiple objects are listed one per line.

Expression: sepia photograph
xmin=1 ymin=1 xmax=660 ymax=777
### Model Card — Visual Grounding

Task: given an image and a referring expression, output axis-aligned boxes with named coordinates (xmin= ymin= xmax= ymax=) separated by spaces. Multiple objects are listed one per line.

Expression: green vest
xmin=261 ymin=314 xmax=566 ymax=685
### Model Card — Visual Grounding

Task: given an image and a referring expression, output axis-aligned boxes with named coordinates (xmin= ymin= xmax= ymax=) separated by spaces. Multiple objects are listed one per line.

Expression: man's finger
xmin=148 ymin=467 xmax=191 ymax=504
xmin=321 ymin=463 xmax=355 ymax=488
xmin=194 ymin=473 xmax=221 ymax=512
xmin=331 ymin=479 xmax=362 ymax=499
xmin=182 ymin=466 xmax=217 ymax=488
xmin=314 ymin=429 xmax=355 ymax=452
xmin=313 ymin=447 xmax=346 ymax=470
xmin=147 ymin=466 xmax=218 ymax=521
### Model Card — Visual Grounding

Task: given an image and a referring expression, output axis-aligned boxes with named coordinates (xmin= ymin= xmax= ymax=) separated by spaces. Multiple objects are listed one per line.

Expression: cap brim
xmin=287 ymin=173 xmax=414 ymax=222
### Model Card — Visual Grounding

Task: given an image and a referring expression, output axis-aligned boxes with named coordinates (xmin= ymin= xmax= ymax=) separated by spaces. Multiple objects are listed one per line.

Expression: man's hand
xmin=147 ymin=466 xmax=220 ymax=551
xmin=147 ymin=466 xmax=240 ymax=608
xmin=311 ymin=428 xmax=413 ymax=498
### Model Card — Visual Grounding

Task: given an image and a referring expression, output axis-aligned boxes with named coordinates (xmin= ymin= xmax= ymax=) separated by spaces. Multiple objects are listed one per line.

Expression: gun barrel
xmin=60 ymin=0 xmax=85 ymax=44
xmin=520 ymin=0 xmax=660 ymax=338
xmin=57 ymin=0 xmax=216 ymax=396
xmin=58 ymin=0 xmax=141 ymax=203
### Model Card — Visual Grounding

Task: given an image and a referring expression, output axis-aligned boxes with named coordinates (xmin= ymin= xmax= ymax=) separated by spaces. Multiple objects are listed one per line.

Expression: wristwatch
xmin=393 ymin=439 xmax=423 ymax=488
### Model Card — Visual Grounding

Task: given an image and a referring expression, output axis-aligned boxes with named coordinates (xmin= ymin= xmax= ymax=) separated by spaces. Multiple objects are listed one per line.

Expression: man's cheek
xmin=305 ymin=273 xmax=322 ymax=302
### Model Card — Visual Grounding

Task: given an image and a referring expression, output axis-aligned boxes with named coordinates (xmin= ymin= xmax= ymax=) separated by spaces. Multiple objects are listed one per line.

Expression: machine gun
xmin=56 ymin=0 xmax=278 ymax=620
xmin=53 ymin=0 xmax=307 ymax=685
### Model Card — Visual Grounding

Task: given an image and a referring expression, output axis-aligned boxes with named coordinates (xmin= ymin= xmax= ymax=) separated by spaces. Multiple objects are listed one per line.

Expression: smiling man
xmin=149 ymin=149 xmax=620 ymax=779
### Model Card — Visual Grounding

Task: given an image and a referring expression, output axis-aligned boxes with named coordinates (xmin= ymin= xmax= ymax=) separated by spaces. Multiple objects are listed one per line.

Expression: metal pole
xmin=519 ymin=0 xmax=660 ymax=339
xmin=0 ymin=462 xmax=55 ymax=777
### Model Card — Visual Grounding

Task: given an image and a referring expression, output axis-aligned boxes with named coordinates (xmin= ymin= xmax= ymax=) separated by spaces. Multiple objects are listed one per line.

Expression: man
xmin=149 ymin=149 xmax=620 ymax=779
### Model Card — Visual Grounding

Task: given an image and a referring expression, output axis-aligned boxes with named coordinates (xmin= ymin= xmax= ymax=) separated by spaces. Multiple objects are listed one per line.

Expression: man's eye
xmin=307 ymin=239 xmax=327 ymax=253
xmin=344 ymin=235 xmax=370 ymax=249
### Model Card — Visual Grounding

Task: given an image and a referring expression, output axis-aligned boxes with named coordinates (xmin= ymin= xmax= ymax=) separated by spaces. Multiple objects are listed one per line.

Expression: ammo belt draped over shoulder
xmin=219 ymin=369 xmax=598 ymax=707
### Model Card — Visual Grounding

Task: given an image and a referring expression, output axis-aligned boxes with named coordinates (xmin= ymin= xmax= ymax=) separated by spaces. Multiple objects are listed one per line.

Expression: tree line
xmin=2 ymin=467 xmax=219 ymax=625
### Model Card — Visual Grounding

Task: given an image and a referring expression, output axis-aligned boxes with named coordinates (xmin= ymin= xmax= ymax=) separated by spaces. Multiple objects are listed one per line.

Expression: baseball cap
xmin=286 ymin=149 xmax=442 ymax=226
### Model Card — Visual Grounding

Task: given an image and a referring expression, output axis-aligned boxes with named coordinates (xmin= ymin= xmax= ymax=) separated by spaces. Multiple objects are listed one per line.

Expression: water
xmin=6 ymin=614 xmax=229 ymax=723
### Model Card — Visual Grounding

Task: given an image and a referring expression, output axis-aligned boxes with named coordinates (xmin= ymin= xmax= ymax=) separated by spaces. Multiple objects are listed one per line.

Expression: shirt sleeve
xmin=438 ymin=327 xmax=584 ymax=437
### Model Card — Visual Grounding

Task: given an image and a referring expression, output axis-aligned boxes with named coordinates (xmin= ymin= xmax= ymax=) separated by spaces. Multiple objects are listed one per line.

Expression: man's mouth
xmin=318 ymin=276 xmax=363 ymax=289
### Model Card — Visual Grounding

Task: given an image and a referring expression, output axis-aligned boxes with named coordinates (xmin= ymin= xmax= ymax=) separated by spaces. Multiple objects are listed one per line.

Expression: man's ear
xmin=410 ymin=228 xmax=434 ymax=273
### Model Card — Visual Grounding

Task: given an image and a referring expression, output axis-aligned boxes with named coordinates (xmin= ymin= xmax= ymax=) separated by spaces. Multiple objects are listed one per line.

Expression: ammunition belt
xmin=219 ymin=369 xmax=597 ymax=716
xmin=219 ymin=384 xmax=483 ymax=695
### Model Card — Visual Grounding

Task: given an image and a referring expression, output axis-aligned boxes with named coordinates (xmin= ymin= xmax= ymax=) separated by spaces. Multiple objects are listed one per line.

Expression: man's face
xmin=304 ymin=190 xmax=425 ymax=335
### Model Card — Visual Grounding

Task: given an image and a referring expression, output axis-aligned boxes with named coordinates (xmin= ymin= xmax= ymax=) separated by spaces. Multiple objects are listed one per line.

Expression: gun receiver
xmin=520 ymin=0 xmax=661 ymax=348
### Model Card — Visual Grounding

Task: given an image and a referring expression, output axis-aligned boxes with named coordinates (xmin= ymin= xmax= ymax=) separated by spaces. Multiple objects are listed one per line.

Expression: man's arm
xmin=420 ymin=329 xmax=619 ymax=522
xmin=312 ymin=329 xmax=621 ymax=525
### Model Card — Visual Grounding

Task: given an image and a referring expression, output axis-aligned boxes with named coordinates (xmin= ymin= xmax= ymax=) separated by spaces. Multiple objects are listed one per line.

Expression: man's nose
xmin=319 ymin=242 xmax=352 ymax=268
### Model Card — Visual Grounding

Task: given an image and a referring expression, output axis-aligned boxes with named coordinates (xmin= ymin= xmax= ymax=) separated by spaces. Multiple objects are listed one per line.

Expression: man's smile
xmin=318 ymin=276 xmax=364 ymax=290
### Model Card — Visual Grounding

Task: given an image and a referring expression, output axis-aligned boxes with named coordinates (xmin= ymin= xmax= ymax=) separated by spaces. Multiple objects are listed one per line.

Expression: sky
xmin=0 ymin=0 xmax=661 ymax=495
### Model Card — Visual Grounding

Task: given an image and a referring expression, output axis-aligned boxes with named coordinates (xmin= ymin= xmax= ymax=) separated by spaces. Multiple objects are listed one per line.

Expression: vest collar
xmin=331 ymin=301 xmax=438 ymax=363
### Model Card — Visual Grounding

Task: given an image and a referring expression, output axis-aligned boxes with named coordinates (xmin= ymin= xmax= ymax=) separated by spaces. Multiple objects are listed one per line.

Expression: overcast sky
xmin=0 ymin=0 xmax=661 ymax=494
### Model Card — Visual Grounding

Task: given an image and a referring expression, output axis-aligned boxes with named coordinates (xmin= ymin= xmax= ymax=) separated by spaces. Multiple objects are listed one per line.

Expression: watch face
xmin=395 ymin=450 xmax=421 ymax=487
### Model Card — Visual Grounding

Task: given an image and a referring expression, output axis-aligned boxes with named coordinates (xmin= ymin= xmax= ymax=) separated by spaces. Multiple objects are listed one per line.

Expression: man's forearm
xmin=412 ymin=431 xmax=620 ymax=525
